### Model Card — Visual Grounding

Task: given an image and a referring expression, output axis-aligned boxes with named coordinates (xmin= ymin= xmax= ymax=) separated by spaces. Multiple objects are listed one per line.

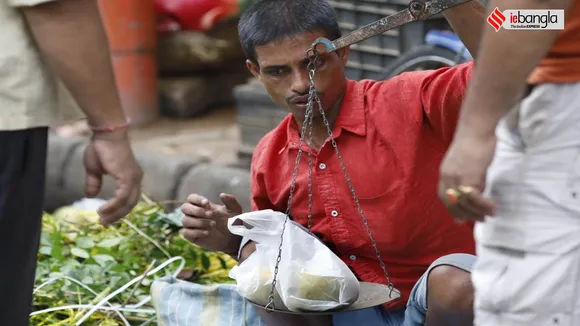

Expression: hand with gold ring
xmin=438 ymin=131 xmax=498 ymax=223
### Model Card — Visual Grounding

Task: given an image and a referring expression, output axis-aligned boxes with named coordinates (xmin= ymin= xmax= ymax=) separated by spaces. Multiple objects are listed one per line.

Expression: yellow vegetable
xmin=52 ymin=206 xmax=99 ymax=226
xmin=292 ymin=271 xmax=340 ymax=302
xmin=244 ymin=268 xmax=285 ymax=308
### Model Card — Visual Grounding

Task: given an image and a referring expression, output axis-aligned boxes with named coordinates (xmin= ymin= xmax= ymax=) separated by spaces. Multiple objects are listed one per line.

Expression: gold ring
xmin=445 ymin=188 xmax=461 ymax=204
xmin=457 ymin=185 xmax=474 ymax=196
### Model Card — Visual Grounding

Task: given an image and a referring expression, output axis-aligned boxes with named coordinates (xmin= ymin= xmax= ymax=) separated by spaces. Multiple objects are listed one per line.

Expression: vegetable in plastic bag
xmin=227 ymin=209 xmax=360 ymax=312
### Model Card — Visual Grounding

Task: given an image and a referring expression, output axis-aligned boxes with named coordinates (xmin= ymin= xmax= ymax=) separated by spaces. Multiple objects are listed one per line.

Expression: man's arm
xmin=15 ymin=0 xmax=143 ymax=224
xmin=17 ymin=0 xmax=126 ymax=128
xmin=456 ymin=0 xmax=573 ymax=138
xmin=408 ymin=62 xmax=475 ymax=145
xmin=443 ymin=0 xmax=487 ymax=59
xmin=365 ymin=61 xmax=473 ymax=146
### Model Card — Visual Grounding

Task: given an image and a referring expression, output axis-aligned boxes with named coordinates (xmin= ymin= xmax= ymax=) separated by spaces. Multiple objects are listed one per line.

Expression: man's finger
xmin=100 ymin=187 xmax=141 ymax=227
xmin=98 ymin=182 xmax=131 ymax=219
xmin=181 ymin=203 xmax=212 ymax=218
xmin=98 ymin=197 xmax=126 ymax=226
xmin=220 ymin=193 xmax=242 ymax=214
xmin=182 ymin=228 xmax=209 ymax=243
xmin=463 ymin=191 xmax=497 ymax=217
xmin=187 ymin=194 xmax=211 ymax=209
xmin=182 ymin=216 xmax=216 ymax=230
xmin=447 ymin=204 xmax=482 ymax=222
xmin=83 ymin=147 xmax=103 ymax=197
xmin=85 ymin=172 xmax=103 ymax=198
xmin=121 ymin=187 xmax=142 ymax=216
xmin=438 ymin=179 xmax=459 ymax=207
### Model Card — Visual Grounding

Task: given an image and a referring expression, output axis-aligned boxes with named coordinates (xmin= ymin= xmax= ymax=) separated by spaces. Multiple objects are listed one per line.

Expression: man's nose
xmin=290 ymin=69 xmax=310 ymax=95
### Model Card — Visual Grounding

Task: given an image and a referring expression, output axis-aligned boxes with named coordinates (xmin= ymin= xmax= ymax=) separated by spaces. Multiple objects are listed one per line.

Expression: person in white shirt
xmin=0 ymin=0 xmax=144 ymax=324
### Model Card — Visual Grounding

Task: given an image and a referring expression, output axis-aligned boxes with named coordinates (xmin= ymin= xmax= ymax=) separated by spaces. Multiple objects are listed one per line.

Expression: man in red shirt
xmin=181 ymin=0 xmax=485 ymax=325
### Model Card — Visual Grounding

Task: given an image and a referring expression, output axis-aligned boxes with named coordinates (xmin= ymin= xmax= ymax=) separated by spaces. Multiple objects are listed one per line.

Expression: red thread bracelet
xmin=89 ymin=120 xmax=130 ymax=133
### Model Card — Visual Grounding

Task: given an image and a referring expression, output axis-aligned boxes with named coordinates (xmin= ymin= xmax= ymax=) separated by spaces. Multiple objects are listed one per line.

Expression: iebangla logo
xmin=487 ymin=7 xmax=565 ymax=31
xmin=487 ymin=7 xmax=506 ymax=31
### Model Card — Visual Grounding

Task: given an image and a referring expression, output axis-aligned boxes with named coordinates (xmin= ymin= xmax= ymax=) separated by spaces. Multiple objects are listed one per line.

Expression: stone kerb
xmin=45 ymin=134 xmax=252 ymax=212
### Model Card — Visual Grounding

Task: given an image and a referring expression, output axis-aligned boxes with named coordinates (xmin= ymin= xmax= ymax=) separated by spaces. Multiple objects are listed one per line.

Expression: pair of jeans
xmin=333 ymin=253 xmax=476 ymax=326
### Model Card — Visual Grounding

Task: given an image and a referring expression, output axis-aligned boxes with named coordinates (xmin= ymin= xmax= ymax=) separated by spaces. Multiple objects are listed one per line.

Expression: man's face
xmin=246 ymin=31 xmax=349 ymax=120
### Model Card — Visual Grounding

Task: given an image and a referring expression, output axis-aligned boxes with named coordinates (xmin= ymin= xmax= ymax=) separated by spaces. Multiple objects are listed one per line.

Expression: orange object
xmin=98 ymin=0 xmax=160 ymax=127
xmin=528 ymin=1 xmax=580 ymax=84
xmin=154 ymin=0 xmax=250 ymax=32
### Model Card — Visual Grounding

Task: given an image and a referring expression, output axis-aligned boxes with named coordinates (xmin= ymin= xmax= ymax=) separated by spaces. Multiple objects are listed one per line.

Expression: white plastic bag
xmin=228 ymin=241 xmax=287 ymax=309
xmin=227 ymin=209 xmax=360 ymax=312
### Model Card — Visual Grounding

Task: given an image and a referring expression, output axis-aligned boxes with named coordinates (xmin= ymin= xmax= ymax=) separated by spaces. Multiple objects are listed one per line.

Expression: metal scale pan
xmin=249 ymin=282 xmax=400 ymax=315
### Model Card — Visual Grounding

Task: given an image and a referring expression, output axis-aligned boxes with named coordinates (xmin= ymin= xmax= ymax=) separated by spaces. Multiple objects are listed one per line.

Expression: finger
xmin=220 ymin=193 xmax=242 ymax=214
xmin=98 ymin=182 xmax=132 ymax=221
xmin=182 ymin=228 xmax=209 ymax=243
xmin=98 ymin=197 xmax=126 ymax=227
xmin=438 ymin=180 xmax=459 ymax=207
xmin=181 ymin=203 xmax=212 ymax=218
xmin=182 ymin=215 xmax=216 ymax=230
xmin=83 ymin=146 xmax=103 ymax=197
xmin=447 ymin=204 xmax=482 ymax=222
xmin=99 ymin=187 xmax=141 ymax=227
xmin=461 ymin=191 xmax=497 ymax=217
xmin=187 ymin=194 xmax=212 ymax=209
xmin=438 ymin=181 xmax=481 ymax=222
xmin=453 ymin=187 xmax=493 ymax=220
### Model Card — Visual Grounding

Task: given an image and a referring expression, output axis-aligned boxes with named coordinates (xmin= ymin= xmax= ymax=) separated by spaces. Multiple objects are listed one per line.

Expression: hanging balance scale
xmin=248 ymin=0 xmax=472 ymax=315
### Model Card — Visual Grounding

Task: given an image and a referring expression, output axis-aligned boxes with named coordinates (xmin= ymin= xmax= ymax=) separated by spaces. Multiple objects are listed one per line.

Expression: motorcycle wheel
xmin=379 ymin=44 xmax=469 ymax=80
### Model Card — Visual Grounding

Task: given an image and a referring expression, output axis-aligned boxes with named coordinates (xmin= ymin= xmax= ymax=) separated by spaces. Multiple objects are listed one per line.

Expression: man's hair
xmin=238 ymin=0 xmax=342 ymax=64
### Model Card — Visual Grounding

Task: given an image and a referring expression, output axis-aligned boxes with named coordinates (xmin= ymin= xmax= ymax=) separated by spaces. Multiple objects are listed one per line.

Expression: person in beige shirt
xmin=0 ymin=0 xmax=144 ymax=324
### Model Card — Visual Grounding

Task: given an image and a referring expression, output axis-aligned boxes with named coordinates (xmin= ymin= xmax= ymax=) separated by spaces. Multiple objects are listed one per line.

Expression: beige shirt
xmin=0 ymin=0 xmax=83 ymax=131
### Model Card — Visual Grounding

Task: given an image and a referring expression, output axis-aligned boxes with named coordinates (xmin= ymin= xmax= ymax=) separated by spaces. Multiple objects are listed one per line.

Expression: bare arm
xmin=19 ymin=0 xmax=126 ymax=128
xmin=16 ymin=0 xmax=144 ymax=225
xmin=443 ymin=0 xmax=487 ymax=59
xmin=456 ymin=0 xmax=572 ymax=138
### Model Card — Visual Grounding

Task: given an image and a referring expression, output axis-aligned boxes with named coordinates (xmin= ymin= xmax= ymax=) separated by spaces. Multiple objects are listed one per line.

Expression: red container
xmin=98 ymin=0 xmax=160 ymax=127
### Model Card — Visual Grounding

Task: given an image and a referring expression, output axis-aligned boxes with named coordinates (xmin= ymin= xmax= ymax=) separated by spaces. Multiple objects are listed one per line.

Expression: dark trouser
xmin=0 ymin=127 xmax=48 ymax=326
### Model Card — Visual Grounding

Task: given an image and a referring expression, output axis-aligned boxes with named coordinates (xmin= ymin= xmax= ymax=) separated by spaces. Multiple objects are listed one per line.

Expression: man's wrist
xmin=88 ymin=120 xmax=130 ymax=133
xmin=236 ymin=237 xmax=251 ymax=261
xmin=90 ymin=127 xmax=130 ymax=141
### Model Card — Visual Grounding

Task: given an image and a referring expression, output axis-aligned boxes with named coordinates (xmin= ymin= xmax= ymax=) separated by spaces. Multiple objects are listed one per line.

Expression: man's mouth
xmin=289 ymin=95 xmax=310 ymax=109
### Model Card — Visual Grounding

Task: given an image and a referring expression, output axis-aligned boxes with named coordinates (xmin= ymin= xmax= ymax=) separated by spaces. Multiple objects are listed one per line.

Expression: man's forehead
xmin=255 ymin=31 xmax=326 ymax=66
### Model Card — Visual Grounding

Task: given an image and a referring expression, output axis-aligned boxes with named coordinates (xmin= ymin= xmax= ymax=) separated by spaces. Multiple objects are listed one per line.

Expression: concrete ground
xmin=129 ymin=106 xmax=240 ymax=165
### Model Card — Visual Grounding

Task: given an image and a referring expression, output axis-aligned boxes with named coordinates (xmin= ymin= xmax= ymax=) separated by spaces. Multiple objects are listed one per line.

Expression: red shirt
xmin=250 ymin=62 xmax=476 ymax=310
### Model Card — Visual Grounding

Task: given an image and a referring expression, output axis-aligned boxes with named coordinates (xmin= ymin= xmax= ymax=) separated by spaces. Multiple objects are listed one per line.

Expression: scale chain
xmin=265 ymin=74 xmax=316 ymax=312
xmin=265 ymin=47 xmax=399 ymax=312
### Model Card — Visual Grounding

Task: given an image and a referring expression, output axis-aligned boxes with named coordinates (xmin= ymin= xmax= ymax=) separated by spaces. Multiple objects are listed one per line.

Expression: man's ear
xmin=246 ymin=59 xmax=261 ymax=80
xmin=337 ymin=47 xmax=350 ymax=65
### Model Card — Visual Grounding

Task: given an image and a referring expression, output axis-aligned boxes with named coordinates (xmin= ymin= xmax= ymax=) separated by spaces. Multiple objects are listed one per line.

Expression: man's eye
xmin=268 ymin=68 xmax=286 ymax=76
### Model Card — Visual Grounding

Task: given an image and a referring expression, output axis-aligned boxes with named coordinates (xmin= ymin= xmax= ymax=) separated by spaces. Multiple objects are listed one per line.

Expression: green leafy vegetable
xmin=33 ymin=195 xmax=237 ymax=325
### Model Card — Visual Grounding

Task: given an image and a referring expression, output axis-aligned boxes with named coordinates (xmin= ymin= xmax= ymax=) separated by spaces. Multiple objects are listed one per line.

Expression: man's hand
xmin=83 ymin=130 xmax=143 ymax=226
xmin=181 ymin=193 xmax=243 ymax=255
xmin=438 ymin=131 xmax=497 ymax=222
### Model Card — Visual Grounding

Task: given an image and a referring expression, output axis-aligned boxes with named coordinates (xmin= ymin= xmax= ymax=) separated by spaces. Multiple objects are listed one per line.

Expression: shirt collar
xmin=284 ymin=79 xmax=366 ymax=150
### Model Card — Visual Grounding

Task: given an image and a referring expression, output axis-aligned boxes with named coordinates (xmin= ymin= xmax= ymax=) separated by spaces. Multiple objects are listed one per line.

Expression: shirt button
xmin=331 ymin=210 xmax=338 ymax=217
xmin=349 ymin=255 xmax=357 ymax=261
xmin=319 ymin=163 xmax=326 ymax=170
